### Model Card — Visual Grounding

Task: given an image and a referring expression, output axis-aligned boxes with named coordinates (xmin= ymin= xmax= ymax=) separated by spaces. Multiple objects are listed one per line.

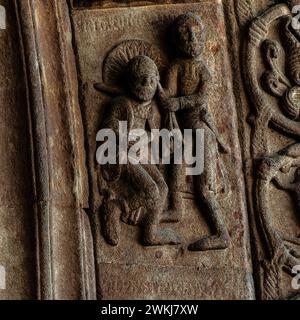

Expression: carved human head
xmin=173 ymin=12 xmax=206 ymax=58
xmin=127 ymin=55 xmax=160 ymax=102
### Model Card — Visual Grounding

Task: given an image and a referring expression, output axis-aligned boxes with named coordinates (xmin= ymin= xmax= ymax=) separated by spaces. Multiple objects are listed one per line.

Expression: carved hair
xmin=127 ymin=55 xmax=160 ymax=81
xmin=102 ymin=40 xmax=164 ymax=87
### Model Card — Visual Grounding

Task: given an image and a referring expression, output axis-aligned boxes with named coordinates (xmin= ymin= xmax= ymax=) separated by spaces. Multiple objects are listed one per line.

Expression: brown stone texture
xmin=70 ymin=1 xmax=253 ymax=299
xmin=0 ymin=0 xmax=299 ymax=300
xmin=0 ymin=0 xmax=36 ymax=299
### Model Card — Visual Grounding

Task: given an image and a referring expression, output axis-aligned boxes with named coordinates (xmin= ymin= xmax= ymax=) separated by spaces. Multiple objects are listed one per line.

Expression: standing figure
xmin=99 ymin=55 xmax=181 ymax=246
xmin=159 ymin=12 xmax=230 ymax=251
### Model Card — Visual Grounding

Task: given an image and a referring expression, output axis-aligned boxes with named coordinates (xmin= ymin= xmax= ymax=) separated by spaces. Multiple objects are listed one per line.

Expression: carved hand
xmin=164 ymin=98 xmax=181 ymax=112
xmin=157 ymin=83 xmax=180 ymax=112
xmin=121 ymin=208 xmax=142 ymax=226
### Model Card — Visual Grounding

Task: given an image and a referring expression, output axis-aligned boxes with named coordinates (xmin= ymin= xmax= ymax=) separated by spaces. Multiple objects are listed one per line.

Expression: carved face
xmin=127 ymin=56 xmax=159 ymax=102
xmin=174 ymin=13 xmax=205 ymax=58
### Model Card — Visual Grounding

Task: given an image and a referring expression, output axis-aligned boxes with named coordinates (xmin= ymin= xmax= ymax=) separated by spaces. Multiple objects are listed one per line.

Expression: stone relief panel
xmin=69 ymin=1 xmax=254 ymax=299
xmin=232 ymin=0 xmax=300 ymax=299
xmin=2 ymin=0 xmax=299 ymax=300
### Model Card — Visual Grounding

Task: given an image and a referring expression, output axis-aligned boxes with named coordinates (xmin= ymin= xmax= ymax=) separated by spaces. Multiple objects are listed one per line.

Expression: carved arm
xmin=273 ymin=174 xmax=294 ymax=191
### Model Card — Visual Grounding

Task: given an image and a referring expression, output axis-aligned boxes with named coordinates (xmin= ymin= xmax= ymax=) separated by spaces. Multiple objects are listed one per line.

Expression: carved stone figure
xmin=254 ymin=144 xmax=300 ymax=299
xmin=244 ymin=3 xmax=300 ymax=299
xmin=97 ymin=55 xmax=180 ymax=247
xmin=6 ymin=0 xmax=300 ymax=301
xmin=158 ymin=12 xmax=230 ymax=251
xmin=5 ymin=0 xmax=260 ymax=300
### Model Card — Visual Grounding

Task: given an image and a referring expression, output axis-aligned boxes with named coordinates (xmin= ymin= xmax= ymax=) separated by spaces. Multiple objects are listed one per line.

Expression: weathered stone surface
xmin=230 ymin=0 xmax=300 ymax=300
xmin=0 ymin=0 xmax=299 ymax=300
xmin=72 ymin=0 xmax=202 ymax=9
xmin=13 ymin=0 xmax=95 ymax=300
xmin=70 ymin=1 xmax=254 ymax=300
xmin=0 ymin=0 xmax=36 ymax=300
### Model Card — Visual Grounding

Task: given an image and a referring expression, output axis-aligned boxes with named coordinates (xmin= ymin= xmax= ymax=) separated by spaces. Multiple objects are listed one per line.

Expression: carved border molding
xmin=14 ymin=0 xmax=95 ymax=300
xmin=231 ymin=0 xmax=300 ymax=300
xmin=71 ymin=0 xmax=201 ymax=9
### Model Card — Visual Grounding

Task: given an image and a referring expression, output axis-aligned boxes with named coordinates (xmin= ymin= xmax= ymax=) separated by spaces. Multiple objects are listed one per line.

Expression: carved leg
xmin=189 ymin=131 xmax=230 ymax=251
xmin=128 ymin=164 xmax=181 ymax=246
xmin=143 ymin=164 xmax=169 ymax=206
xmin=101 ymin=199 xmax=122 ymax=246
xmin=161 ymin=164 xmax=185 ymax=223
xmin=188 ymin=187 xmax=230 ymax=251
xmin=254 ymin=154 xmax=300 ymax=299
xmin=143 ymin=222 xmax=181 ymax=246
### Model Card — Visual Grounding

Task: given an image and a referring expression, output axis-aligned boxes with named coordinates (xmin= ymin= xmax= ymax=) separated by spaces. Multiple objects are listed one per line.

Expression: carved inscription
xmin=72 ymin=0 xmax=199 ymax=9
xmin=73 ymin=11 xmax=178 ymax=33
